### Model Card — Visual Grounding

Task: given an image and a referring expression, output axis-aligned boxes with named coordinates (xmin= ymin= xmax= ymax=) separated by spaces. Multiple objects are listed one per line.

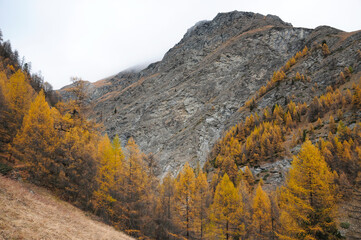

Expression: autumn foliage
xmin=278 ymin=141 xmax=338 ymax=239
xmin=1 ymin=33 xmax=360 ymax=240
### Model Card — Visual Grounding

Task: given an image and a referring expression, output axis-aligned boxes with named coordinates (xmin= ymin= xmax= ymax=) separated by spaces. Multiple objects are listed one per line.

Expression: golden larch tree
xmin=1 ymin=70 xmax=34 ymax=124
xmin=93 ymin=134 xmax=124 ymax=222
xmin=122 ymin=137 xmax=151 ymax=236
xmin=322 ymin=43 xmax=331 ymax=56
xmin=252 ymin=183 xmax=272 ymax=239
xmin=237 ymin=178 xmax=253 ymax=239
xmin=193 ymin=169 xmax=211 ymax=239
xmin=11 ymin=90 xmax=56 ymax=182
xmin=156 ymin=172 xmax=177 ymax=238
xmin=174 ymin=162 xmax=196 ymax=239
xmin=55 ymin=123 xmax=98 ymax=206
xmin=208 ymin=173 xmax=243 ymax=240
xmin=278 ymin=140 xmax=339 ymax=239
xmin=0 ymin=70 xmax=34 ymax=151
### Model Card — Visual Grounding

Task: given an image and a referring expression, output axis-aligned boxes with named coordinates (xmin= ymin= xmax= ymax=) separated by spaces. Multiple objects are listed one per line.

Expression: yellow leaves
xmin=245 ymin=114 xmax=255 ymax=133
xmin=294 ymin=46 xmax=308 ymax=60
xmin=353 ymin=84 xmax=361 ymax=108
xmin=285 ymin=112 xmax=294 ymax=129
xmin=283 ymin=57 xmax=296 ymax=72
xmin=302 ymin=46 xmax=308 ymax=56
xmin=0 ymin=71 xmax=6 ymax=90
xmin=322 ymin=43 xmax=331 ymax=56
xmin=124 ymin=137 xmax=147 ymax=188
xmin=0 ymin=70 xmax=34 ymax=128
xmin=94 ymin=135 xmax=156 ymax=233
xmin=284 ymin=61 xmax=291 ymax=72
xmin=4 ymin=74 xmax=96 ymax=204
xmin=273 ymin=104 xmax=284 ymax=121
xmin=356 ymin=146 xmax=361 ymax=160
xmin=193 ymin=170 xmax=211 ymax=238
xmin=217 ymin=155 xmax=238 ymax=183
xmin=252 ymin=184 xmax=272 ymax=238
xmin=242 ymin=45 xmax=309 ymax=112
xmin=173 ymin=162 xmax=196 ymax=237
xmin=155 ymin=172 xmax=177 ymax=237
xmin=272 ymin=70 xmax=286 ymax=83
xmin=176 ymin=162 xmax=196 ymax=199
xmin=308 ymin=85 xmax=353 ymax=122
xmin=316 ymin=117 xmax=323 ymax=127
xmin=5 ymin=70 xmax=33 ymax=111
xmin=289 ymin=57 xmax=296 ymax=66
xmin=245 ymin=97 xmax=256 ymax=110
xmin=259 ymin=85 xmax=267 ymax=97
xmin=342 ymin=140 xmax=352 ymax=162
xmin=337 ymin=120 xmax=351 ymax=141
xmin=209 ymin=173 xmax=243 ymax=239
xmin=345 ymin=89 xmax=352 ymax=104
xmin=329 ymin=115 xmax=336 ymax=134
xmin=245 ymin=121 xmax=284 ymax=164
xmin=287 ymin=100 xmax=298 ymax=119
xmin=25 ymin=90 xmax=53 ymax=128
xmin=14 ymin=90 xmax=53 ymax=144
xmin=242 ymin=166 xmax=255 ymax=187
xmin=11 ymin=90 xmax=58 ymax=185
xmin=340 ymin=71 xmax=345 ymax=83
xmin=262 ymin=107 xmax=270 ymax=120
xmin=279 ymin=141 xmax=337 ymax=239
xmin=95 ymin=134 xmax=123 ymax=196
xmin=7 ymin=64 xmax=15 ymax=72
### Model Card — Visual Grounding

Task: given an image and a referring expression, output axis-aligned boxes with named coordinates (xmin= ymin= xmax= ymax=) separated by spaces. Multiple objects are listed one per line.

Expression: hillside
xmin=0 ymin=175 xmax=133 ymax=240
xmin=2 ymin=10 xmax=361 ymax=239
xmin=60 ymin=11 xmax=361 ymax=176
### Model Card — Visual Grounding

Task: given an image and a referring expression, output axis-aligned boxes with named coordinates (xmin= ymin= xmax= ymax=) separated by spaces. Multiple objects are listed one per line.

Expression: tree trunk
xmin=186 ymin=196 xmax=189 ymax=239
xmin=226 ymin=220 xmax=229 ymax=240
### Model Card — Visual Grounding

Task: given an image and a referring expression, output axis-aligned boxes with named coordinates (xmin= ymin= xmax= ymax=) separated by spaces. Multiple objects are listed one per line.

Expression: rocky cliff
xmin=60 ymin=11 xmax=361 ymax=177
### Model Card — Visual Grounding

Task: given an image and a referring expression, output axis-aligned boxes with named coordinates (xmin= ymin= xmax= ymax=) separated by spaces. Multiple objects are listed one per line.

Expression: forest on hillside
xmin=1 ymin=28 xmax=361 ymax=240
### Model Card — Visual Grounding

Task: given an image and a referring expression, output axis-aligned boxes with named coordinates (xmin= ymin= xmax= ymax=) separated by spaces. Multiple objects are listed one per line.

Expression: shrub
xmin=348 ymin=66 xmax=353 ymax=73
xmin=0 ymin=162 xmax=12 ymax=175
xmin=322 ymin=43 xmax=331 ymax=56
xmin=340 ymin=222 xmax=350 ymax=229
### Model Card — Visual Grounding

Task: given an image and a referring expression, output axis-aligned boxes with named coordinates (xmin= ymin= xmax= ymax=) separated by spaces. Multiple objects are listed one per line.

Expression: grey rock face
xmin=248 ymin=158 xmax=292 ymax=190
xmin=59 ymin=11 xmax=361 ymax=177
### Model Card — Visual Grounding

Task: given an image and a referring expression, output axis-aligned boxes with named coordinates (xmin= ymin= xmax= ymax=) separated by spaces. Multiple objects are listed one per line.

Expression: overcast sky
xmin=1 ymin=0 xmax=360 ymax=89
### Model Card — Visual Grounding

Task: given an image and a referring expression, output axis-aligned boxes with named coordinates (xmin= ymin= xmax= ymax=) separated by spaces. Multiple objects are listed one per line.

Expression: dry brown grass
xmin=334 ymin=30 xmax=361 ymax=49
xmin=191 ymin=25 xmax=273 ymax=75
xmin=0 ymin=175 xmax=134 ymax=240
xmin=92 ymin=75 xmax=116 ymax=88
xmin=97 ymin=72 xmax=161 ymax=105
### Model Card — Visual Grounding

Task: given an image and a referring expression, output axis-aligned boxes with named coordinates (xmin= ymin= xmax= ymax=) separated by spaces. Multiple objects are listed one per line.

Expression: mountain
xmin=2 ymin=10 xmax=361 ymax=239
xmin=60 ymin=11 xmax=361 ymax=177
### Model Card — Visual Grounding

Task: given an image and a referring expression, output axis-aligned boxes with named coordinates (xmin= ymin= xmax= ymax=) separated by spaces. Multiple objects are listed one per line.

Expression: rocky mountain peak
xmin=59 ymin=11 xmax=360 ymax=177
xmin=182 ymin=11 xmax=292 ymax=41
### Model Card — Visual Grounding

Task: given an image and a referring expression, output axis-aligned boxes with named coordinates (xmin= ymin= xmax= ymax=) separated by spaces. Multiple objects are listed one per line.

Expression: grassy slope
xmin=0 ymin=175 xmax=133 ymax=240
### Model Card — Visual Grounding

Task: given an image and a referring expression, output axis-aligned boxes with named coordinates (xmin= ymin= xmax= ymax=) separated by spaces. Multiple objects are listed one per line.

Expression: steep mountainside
xmin=60 ymin=11 xmax=361 ymax=176
xmin=0 ymin=175 xmax=133 ymax=240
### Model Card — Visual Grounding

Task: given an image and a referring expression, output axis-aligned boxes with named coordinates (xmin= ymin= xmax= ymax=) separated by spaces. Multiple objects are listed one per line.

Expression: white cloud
xmin=0 ymin=0 xmax=360 ymax=89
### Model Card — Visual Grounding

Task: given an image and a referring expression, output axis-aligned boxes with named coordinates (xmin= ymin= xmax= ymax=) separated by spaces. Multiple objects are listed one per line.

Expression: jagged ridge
xmin=60 ymin=11 xmax=361 ymax=177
